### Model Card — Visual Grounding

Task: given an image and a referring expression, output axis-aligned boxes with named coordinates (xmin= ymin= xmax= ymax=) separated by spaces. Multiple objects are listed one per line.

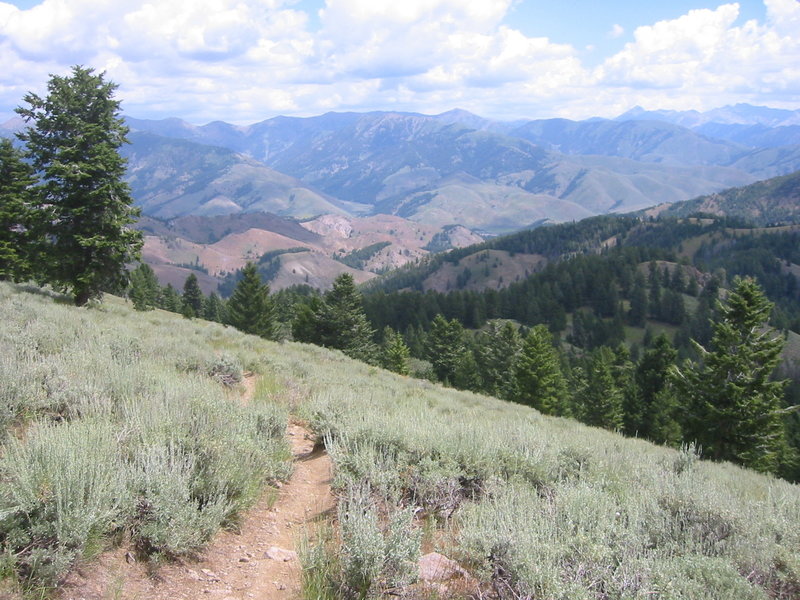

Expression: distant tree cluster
xmin=1 ymin=66 xmax=142 ymax=305
xmin=290 ymin=268 xmax=797 ymax=478
xmin=395 ymin=277 xmax=795 ymax=478
xmin=128 ymin=261 xmax=282 ymax=341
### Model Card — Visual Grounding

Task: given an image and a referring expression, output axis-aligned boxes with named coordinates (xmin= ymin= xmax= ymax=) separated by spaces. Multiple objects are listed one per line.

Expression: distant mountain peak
xmin=615 ymin=103 xmax=800 ymax=128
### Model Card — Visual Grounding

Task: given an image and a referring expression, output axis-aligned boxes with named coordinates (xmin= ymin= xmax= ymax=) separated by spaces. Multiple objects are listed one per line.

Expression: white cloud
xmin=592 ymin=2 xmax=800 ymax=113
xmin=0 ymin=0 xmax=798 ymax=124
xmin=608 ymin=24 xmax=624 ymax=39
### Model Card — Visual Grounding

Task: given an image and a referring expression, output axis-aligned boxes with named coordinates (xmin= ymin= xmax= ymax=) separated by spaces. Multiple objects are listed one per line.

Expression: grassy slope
xmin=0 ymin=283 xmax=291 ymax=593
xmin=1 ymin=282 xmax=799 ymax=599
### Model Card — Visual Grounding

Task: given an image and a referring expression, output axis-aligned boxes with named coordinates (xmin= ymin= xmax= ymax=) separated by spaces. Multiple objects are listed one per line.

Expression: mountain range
xmin=3 ymin=103 xmax=799 ymax=291
xmin=117 ymin=105 xmax=800 ymax=233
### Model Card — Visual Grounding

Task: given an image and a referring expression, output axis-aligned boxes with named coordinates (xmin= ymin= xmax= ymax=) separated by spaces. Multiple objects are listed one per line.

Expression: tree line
xmin=1 ymin=66 xmax=142 ymax=305
xmin=157 ymin=255 xmax=798 ymax=479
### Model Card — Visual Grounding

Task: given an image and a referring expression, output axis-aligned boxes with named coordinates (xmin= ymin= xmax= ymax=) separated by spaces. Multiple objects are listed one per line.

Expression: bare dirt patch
xmin=58 ymin=385 xmax=334 ymax=600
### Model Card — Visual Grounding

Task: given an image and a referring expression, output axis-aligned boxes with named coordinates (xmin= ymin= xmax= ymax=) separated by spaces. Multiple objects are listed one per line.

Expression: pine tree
xmin=160 ymin=284 xmax=181 ymax=313
xmin=512 ymin=325 xmax=569 ymax=415
xmin=648 ymin=263 xmax=662 ymax=320
xmin=425 ymin=314 xmax=466 ymax=384
xmin=0 ymin=138 xmax=35 ymax=280
xmin=627 ymin=272 xmax=648 ymax=327
xmin=475 ymin=320 xmax=522 ymax=399
xmin=581 ymin=347 xmax=624 ymax=431
xmin=674 ymin=277 xmax=790 ymax=473
xmin=318 ymin=273 xmax=377 ymax=363
xmin=128 ymin=263 xmax=160 ymax=311
xmin=380 ymin=327 xmax=410 ymax=375
xmin=182 ymin=273 xmax=204 ymax=318
xmin=292 ymin=295 xmax=327 ymax=345
xmin=631 ymin=334 xmax=681 ymax=443
xmin=453 ymin=349 xmax=482 ymax=392
xmin=16 ymin=66 xmax=142 ymax=305
xmin=203 ymin=292 xmax=227 ymax=323
xmin=227 ymin=262 xmax=278 ymax=340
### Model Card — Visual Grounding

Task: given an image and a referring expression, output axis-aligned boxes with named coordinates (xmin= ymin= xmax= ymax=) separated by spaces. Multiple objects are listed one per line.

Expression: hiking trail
xmin=59 ymin=373 xmax=335 ymax=600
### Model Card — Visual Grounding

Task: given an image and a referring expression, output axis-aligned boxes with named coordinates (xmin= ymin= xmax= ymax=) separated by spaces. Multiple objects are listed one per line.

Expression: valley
xmin=20 ymin=102 xmax=787 ymax=293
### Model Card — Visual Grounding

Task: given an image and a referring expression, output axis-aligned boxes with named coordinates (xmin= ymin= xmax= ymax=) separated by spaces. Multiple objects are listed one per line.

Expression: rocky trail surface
xmin=58 ymin=377 xmax=335 ymax=600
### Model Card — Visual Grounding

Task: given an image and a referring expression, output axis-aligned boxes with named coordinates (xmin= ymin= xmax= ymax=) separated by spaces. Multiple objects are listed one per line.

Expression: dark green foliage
xmin=674 ymin=277 xmax=789 ymax=473
xmin=0 ymin=138 xmax=35 ymax=281
xmin=628 ymin=272 xmax=648 ymax=326
xmin=474 ymin=320 xmax=522 ymax=399
xmin=512 ymin=325 xmax=569 ymax=416
xmin=203 ymin=292 xmax=227 ymax=323
xmin=16 ymin=66 xmax=142 ymax=305
xmin=629 ymin=335 xmax=682 ymax=444
xmin=128 ymin=263 xmax=160 ymax=311
xmin=291 ymin=295 xmax=326 ymax=345
xmin=182 ymin=273 xmax=204 ymax=318
xmin=453 ymin=349 xmax=482 ymax=391
xmin=380 ymin=327 xmax=410 ymax=375
xmin=227 ymin=262 xmax=278 ymax=339
xmin=425 ymin=314 xmax=466 ymax=384
xmin=334 ymin=241 xmax=391 ymax=270
xmin=579 ymin=347 xmax=624 ymax=431
xmin=160 ymin=284 xmax=181 ymax=313
xmin=292 ymin=273 xmax=377 ymax=363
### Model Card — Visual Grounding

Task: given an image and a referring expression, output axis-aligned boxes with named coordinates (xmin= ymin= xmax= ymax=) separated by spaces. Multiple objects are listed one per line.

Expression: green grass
xmin=2 ymin=281 xmax=799 ymax=599
xmin=267 ymin=337 xmax=799 ymax=598
xmin=0 ymin=283 xmax=291 ymax=590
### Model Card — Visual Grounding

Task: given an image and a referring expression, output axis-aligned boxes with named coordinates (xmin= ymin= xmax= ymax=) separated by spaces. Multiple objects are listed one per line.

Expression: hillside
xmin=664 ymin=170 xmax=800 ymax=225
xmin=123 ymin=107 xmax=800 ymax=233
xmin=137 ymin=212 xmax=484 ymax=292
xmin=1 ymin=281 xmax=798 ymax=599
xmin=122 ymin=132 xmax=353 ymax=219
xmin=6 ymin=105 xmax=799 ymax=237
xmin=369 ymin=170 xmax=800 ymax=298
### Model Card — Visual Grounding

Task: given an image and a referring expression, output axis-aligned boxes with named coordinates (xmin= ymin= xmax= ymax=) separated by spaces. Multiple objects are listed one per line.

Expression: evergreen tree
xmin=16 ymin=66 xmax=142 ymax=305
xmin=291 ymin=273 xmax=376 ymax=362
xmin=474 ymin=320 xmax=522 ymax=399
xmin=182 ymin=273 xmax=204 ymax=318
xmin=648 ymin=262 xmax=663 ymax=320
xmin=0 ymin=138 xmax=35 ymax=281
xmin=425 ymin=314 xmax=466 ymax=384
xmin=292 ymin=295 xmax=327 ymax=345
xmin=512 ymin=324 xmax=570 ymax=415
xmin=227 ymin=262 xmax=278 ymax=340
xmin=628 ymin=272 xmax=648 ymax=327
xmin=380 ymin=327 xmax=410 ymax=375
xmin=674 ymin=277 xmax=790 ymax=473
xmin=581 ymin=347 xmax=624 ymax=431
xmin=670 ymin=265 xmax=685 ymax=293
xmin=203 ymin=292 xmax=227 ymax=324
xmin=160 ymin=284 xmax=181 ymax=313
xmin=631 ymin=334 xmax=681 ymax=444
xmin=453 ymin=349 xmax=482 ymax=392
xmin=660 ymin=289 xmax=686 ymax=325
xmin=128 ymin=263 xmax=160 ymax=311
xmin=318 ymin=273 xmax=377 ymax=363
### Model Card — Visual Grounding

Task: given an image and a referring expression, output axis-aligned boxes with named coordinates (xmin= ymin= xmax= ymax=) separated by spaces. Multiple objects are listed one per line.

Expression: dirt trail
xmin=59 ymin=376 xmax=335 ymax=600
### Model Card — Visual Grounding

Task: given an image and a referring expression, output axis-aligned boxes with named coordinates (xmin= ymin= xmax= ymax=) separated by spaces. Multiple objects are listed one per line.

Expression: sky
xmin=0 ymin=0 xmax=798 ymax=125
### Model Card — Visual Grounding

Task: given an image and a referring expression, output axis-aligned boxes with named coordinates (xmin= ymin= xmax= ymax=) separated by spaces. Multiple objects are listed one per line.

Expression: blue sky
xmin=0 ymin=0 xmax=797 ymax=124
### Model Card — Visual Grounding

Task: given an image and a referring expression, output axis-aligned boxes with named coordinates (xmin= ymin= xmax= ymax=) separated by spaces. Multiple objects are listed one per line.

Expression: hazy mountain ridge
xmin=122 ymin=132 xmax=352 ymax=219
xmin=368 ymin=170 xmax=800 ymax=297
xmin=122 ymin=104 xmax=800 ymax=233
xmin=138 ymin=211 xmax=484 ymax=292
xmin=664 ymin=170 xmax=800 ymax=225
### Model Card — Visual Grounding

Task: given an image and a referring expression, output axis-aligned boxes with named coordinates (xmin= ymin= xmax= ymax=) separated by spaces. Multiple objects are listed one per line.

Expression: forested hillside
xmin=120 ymin=170 xmax=800 ymax=482
xmin=2 ymin=281 xmax=799 ymax=600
